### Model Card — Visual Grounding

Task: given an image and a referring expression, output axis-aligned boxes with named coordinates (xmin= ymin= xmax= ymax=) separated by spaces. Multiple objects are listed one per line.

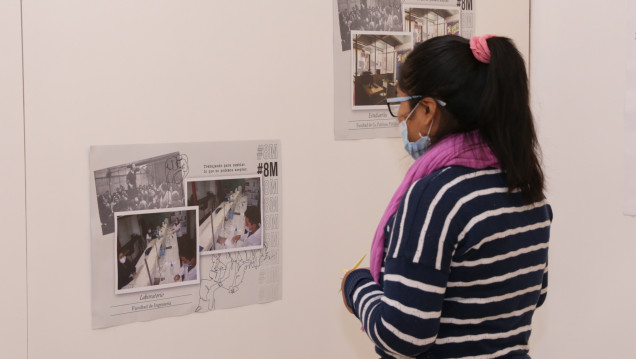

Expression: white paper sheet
xmin=90 ymin=140 xmax=282 ymax=328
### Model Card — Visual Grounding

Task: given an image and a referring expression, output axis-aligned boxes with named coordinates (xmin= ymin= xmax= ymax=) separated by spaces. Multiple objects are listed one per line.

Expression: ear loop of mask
xmin=406 ymin=101 xmax=435 ymax=139
xmin=419 ymin=116 xmax=434 ymax=138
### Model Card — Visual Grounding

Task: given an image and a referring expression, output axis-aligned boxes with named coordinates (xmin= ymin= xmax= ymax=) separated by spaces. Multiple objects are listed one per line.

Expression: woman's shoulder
xmin=409 ymin=165 xmax=550 ymax=223
xmin=410 ymin=166 xmax=506 ymax=199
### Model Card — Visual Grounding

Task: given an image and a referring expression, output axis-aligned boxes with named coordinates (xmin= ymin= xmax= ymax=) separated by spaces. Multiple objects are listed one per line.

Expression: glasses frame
xmin=386 ymin=95 xmax=447 ymax=117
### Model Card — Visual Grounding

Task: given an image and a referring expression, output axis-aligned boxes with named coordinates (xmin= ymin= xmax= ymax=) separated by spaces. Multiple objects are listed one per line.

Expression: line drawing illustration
xmin=196 ymin=242 xmax=273 ymax=312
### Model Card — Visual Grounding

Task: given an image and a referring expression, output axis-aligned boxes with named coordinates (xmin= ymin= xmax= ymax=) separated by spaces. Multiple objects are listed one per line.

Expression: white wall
xmin=529 ymin=1 xmax=636 ymax=357
xmin=3 ymin=0 xmax=635 ymax=358
xmin=0 ymin=1 xmax=27 ymax=358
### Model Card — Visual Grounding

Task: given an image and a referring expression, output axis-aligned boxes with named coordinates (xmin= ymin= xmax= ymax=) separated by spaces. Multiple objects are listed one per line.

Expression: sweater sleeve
xmin=344 ymin=177 xmax=456 ymax=358
xmin=537 ymin=258 xmax=548 ymax=307
xmin=537 ymin=205 xmax=552 ymax=308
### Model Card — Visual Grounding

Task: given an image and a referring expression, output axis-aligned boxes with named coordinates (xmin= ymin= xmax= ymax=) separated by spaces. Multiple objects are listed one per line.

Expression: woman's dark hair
xmin=398 ymin=35 xmax=544 ymax=203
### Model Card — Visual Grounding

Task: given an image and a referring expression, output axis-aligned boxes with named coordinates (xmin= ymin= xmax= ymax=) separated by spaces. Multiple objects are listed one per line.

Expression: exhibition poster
xmin=625 ymin=1 xmax=636 ymax=215
xmin=90 ymin=140 xmax=282 ymax=328
xmin=333 ymin=0 xmax=476 ymax=140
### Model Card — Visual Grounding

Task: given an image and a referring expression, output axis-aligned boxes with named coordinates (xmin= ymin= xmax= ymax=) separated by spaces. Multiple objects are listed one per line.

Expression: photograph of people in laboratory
xmin=115 ymin=207 xmax=199 ymax=294
xmin=402 ymin=6 xmax=460 ymax=44
xmin=351 ymin=31 xmax=413 ymax=109
xmin=337 ymin=0 xmax=403 ymax=51
xmin=186 ymin=175 xmax=263 ymax=254
xmin=94 ymin=152 xmax=187 ymax=235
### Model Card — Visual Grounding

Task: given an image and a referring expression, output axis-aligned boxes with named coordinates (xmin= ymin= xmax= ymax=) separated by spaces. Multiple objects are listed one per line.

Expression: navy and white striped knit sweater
xmin=344 ymin=166 xmax=552 ymax=359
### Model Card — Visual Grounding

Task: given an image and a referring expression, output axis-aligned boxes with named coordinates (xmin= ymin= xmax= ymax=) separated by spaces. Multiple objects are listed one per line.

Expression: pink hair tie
xmin=470 ymin=34 xmax=496 ymax=63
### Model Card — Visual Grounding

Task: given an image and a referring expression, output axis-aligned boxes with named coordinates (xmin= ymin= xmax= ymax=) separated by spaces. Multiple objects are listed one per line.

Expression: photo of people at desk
xmin=402 ymin=6 xmax=460 ymax=44
xmin=351 ymin=32 xmax=413 ymax=109
xmin=115 ymin=207 xmax=199 ymax=294
xmin=186 ymin=175 xmax=263 ymax=254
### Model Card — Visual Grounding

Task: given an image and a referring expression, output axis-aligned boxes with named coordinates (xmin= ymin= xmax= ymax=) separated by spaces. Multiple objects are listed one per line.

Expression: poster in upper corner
xmin=333 ymin=0 xmax=475 ymax=140
xmin=90 ymin=140 xmax=282 ymax=328
xmin=625 ymin=1 xmax=636 ymax=215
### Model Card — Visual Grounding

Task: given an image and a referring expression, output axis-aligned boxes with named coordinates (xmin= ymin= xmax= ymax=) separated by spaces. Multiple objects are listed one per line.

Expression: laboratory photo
xmin=402 ymin=5 xmax=460 ymax=44
xmin=186 ymin=175 xmax=263 ymax=254
xmin=351 ymin=31 xmax=413 ymax=109
xmin=94 ymin=151 xmax=187 ymax=235
xmin=115 ymin=207 xmax=200 ymax=294
xmin=337 ymin=0 xmax=403 ymax=51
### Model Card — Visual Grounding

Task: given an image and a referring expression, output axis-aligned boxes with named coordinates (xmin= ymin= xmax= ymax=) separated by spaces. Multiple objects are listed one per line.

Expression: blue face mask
xmin=400 ymin=103 xmax=433 ymax=160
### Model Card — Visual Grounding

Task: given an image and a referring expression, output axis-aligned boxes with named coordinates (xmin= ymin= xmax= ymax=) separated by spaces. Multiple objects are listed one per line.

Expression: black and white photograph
xmin=351 ymin=31 xmax=413 ymax=109
xmin=94 ymin=152 xmax=188 ymax=235
xmin=337 ymin=0 xmax=403 ymax=51
xmin=115 ymin=207 xmax=200 ymax=294
xmin=403 ymin=6 xmax=461 ymax=44
xmin=186 ymin=175 xmax=263 ymax=254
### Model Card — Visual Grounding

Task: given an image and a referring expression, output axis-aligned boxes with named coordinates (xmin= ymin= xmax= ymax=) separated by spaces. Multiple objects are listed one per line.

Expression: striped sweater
xmin=344 ymin=167 xmax=552 ymax=359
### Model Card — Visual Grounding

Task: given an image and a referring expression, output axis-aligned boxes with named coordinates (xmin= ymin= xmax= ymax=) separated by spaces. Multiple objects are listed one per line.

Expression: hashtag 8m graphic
xmin=257 ymin=162 xmax=278 ymax=177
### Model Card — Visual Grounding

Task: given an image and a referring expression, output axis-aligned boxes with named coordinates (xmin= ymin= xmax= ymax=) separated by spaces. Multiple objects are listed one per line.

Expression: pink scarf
xmin=369 ymin=130 xmax=500 ymax=283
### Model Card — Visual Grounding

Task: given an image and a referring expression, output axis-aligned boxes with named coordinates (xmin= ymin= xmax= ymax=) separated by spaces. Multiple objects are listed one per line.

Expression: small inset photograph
xmin=115 ymin=207 xmax=200 ymax=294
xmin=186 ymin=175 xmax=263 ymax=254
xmin=351 ymin=31 xmax=413 ymax=109
xmin=94 ymin=152 xmax=189 ymax=235
xmin=402 ymin=6 xmax=460 ymax=44
xmin=337 ymin=0 xmax=403 ymax=51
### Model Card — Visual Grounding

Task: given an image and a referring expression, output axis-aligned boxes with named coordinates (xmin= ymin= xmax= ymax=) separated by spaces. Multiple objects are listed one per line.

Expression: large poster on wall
xmin=333 ymin=0 xmax=476 ymax=140
xmin=90 ymin=140 xmax=282 ymax=328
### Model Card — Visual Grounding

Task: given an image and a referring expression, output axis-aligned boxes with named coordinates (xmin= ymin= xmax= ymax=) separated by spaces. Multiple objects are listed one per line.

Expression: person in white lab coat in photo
xmin=216 ymin=227 xmax=243 ymax=250
xmin=174 ymin=242 xmax=197 ymax=282
xmin=216 ymin=206 xmax=261 ymax=250
xmin=229 ymin=206 xmax=261 ymax=248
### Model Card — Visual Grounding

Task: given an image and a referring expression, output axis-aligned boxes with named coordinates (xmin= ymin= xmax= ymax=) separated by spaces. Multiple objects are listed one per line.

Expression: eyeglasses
xmin=386 ymin=96 xmax=447 ymax=117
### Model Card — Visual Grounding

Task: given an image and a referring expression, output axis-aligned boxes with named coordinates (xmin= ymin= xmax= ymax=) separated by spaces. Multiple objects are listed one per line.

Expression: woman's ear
xmin=414 ymin=97 xmax=441 ymax=136
xmin=414 ymin=97 xmax=438 ymax=126
xmin=419 ymin=97 xmax=439 ymax=116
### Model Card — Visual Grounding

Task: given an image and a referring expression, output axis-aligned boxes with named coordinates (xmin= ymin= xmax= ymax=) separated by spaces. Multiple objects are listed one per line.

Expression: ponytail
xmin=478 ymin=37 xmax=544 ymax=203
